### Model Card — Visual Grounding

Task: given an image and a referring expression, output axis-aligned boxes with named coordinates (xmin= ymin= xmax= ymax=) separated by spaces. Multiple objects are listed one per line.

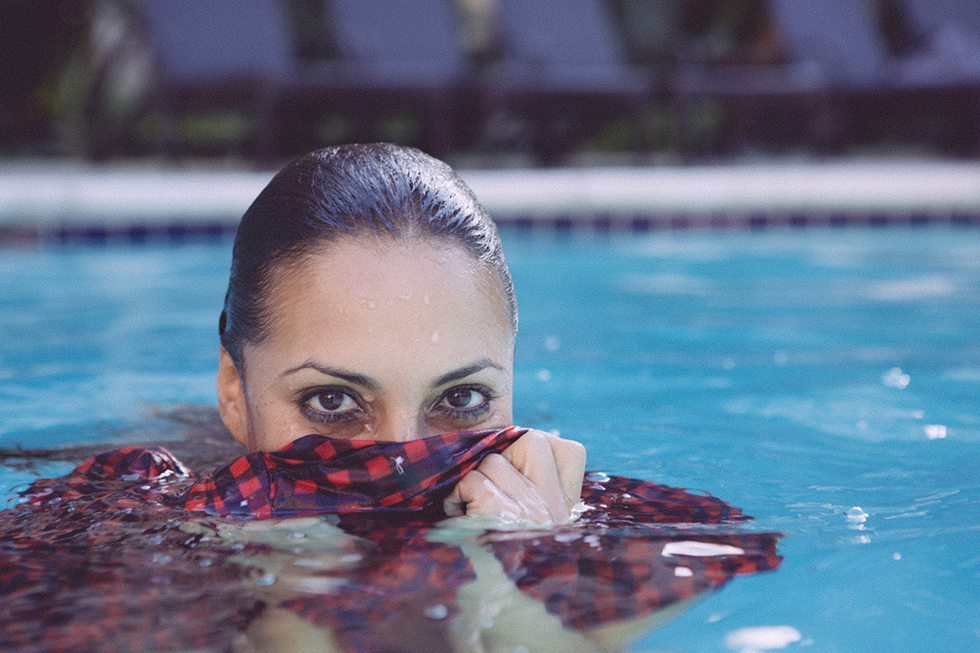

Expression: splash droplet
xmin=724 ymin=625 xmax=802 ymax=652
xmin=426 ymin=604 xmax=449 ymax=620
xmin=882 ymin=367 xmax=910 ymax=389
xmin=256 ymin=573 xmax=277 ymax=587
xmin=924 ymin=424 xmax=947 ymax=440
xmin=844 ymin=506 xmax=868 ymax=523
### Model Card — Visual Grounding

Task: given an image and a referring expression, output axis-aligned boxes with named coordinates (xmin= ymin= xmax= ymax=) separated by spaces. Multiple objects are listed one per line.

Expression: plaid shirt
xmin=1 ymin=429 xmax=781 ymax=652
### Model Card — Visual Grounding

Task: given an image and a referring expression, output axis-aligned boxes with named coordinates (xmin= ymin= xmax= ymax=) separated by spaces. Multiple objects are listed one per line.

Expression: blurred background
xmin=2 ymin=0 xmax=978 ymax=169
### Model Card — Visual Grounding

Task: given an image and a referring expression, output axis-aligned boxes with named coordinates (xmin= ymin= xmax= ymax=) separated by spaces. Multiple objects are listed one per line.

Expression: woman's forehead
xmin=255 ymin=237 xmax=514 ymax=369
xmin=281 ymin=236 xmax=497 ymax=303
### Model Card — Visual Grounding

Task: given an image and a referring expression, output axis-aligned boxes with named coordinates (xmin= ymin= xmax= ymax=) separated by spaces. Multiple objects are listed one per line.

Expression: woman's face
xmin=217 ymin=237 xmax=515 ymax=453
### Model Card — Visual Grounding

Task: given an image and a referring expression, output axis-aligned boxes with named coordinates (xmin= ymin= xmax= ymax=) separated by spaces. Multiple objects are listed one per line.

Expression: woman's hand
xmin=444 ymin=429 xmax=586 ymax=526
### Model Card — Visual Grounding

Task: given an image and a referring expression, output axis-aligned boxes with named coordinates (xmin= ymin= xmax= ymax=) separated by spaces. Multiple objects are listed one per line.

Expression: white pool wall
xmin=0 ymin=159 xmax=977 ymax=233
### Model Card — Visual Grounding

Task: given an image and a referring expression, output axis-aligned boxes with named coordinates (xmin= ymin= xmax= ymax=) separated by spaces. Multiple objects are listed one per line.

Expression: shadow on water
xmin=0 ymin=405 xmax=245 ymax=474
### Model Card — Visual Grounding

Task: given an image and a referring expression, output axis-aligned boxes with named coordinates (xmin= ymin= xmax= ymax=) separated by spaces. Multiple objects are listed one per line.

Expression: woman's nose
xmin=374 ymin=409 xmax=424 ymax=443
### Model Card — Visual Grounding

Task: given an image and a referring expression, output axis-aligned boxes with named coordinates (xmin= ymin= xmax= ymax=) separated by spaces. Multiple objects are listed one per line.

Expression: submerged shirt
xmin=2 ymin=428 xmax=782 ymax=652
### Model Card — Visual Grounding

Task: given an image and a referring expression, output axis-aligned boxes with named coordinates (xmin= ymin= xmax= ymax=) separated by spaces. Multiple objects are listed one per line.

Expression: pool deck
xmin=0 ymin=157 xmax=977 ymax=241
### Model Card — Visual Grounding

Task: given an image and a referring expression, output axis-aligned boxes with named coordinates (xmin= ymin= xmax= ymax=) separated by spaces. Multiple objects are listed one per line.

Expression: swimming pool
xmin=1 ymin=227 xmax=978 ymax=651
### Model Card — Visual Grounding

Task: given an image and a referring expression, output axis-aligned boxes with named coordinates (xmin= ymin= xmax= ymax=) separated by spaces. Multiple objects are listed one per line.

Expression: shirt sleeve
xmin=20 ymin=446 xmax=190 ymax=508
xmin=73 ymin=446 xmax=191 ymax=481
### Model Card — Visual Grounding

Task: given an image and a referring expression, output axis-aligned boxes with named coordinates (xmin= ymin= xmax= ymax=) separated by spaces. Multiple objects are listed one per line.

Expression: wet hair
xmin=219 ymin=143 xmax=517 ymax=371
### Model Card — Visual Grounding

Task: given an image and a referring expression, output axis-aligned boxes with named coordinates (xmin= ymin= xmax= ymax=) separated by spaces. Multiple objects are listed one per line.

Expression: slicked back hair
xmin=219 ymin=144 xmax=517 ymax=371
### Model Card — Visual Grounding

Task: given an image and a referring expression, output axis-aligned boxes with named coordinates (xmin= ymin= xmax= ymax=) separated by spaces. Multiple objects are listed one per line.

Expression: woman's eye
xmin=303 ymin=390 xmax=359 ymax=417
xmin=435 ymin=386 xmax=492 ymax=418
xmin=444 ymin=387 xmax=486 ymax=409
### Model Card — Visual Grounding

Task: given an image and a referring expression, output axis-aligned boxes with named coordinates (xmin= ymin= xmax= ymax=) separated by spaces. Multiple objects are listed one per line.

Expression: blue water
xmin=1 ymin=228 xmax=978 ymax=651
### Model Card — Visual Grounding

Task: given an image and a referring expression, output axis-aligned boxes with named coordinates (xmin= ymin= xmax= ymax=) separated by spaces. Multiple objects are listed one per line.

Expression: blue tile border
xmin=2 ymin=211 xmax=976 ymax=246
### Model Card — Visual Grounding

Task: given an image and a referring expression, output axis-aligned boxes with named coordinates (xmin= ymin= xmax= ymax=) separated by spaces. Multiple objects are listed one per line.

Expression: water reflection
xmin=1 ymin=478 xmax=780 ymax=651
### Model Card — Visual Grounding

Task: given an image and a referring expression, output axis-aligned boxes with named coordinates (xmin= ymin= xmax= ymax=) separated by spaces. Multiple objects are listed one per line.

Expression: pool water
xmin=1 ymin=227 xmax=978 ymax=651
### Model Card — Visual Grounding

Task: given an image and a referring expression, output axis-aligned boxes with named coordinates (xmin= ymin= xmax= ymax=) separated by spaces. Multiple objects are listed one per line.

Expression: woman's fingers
xmin=549 ymin=434 xmax=587 ymax=508
xmin=499 ymin=429 xmax=586 ymax=510
xmin=494 ymin=431 xmax=570 ymax=516
xmin=445 ymin=430 xmax=587 ymax=525
xmin=444 ymin=459 xmax=553 ymax=523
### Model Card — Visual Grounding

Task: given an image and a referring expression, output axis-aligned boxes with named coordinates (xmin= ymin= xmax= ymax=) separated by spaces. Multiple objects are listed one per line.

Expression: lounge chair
xmin=673 ymin=0 xmax=980 ymax=157
xmin=140 ymin=0 xmax=293 ymax=162
xmin=140 ymin=0 xmax=470 ymax=161
xmin=319 ymin=0 xmax=471 ymax=157
xmin=485 ymin=0 xmax=653 ymax=163
xmin=670 ymin=0 xmax=875 ymax=156
xmin=900 ymin=0 xmax=980 ymax=78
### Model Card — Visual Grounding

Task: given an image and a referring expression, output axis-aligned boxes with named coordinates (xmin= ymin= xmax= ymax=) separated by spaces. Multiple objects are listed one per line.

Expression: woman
xmin=214 ymin=142 xmax=586 ymax=525
xmin=1 ymin=144 xmax=780 ymax=652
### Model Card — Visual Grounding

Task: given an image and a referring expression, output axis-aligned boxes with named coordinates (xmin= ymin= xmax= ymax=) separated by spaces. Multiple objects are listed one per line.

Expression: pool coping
xmin=1 ymin=158 xmax=978 ymax=243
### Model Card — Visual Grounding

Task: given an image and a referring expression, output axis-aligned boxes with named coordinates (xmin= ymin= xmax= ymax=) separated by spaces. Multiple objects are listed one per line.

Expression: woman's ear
xmin=217 ymin=347 xmax=249 ymax=446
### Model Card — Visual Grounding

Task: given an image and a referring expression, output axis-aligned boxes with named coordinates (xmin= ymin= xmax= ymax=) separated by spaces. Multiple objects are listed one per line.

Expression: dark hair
xmin=220 ymin=143 xmax=517 ymax=371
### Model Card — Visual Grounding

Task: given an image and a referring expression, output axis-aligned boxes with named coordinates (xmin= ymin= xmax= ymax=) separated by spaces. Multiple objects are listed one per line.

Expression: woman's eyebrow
xmin=432 ymin=358 xmax=504 ymax=388
xmin=280 ymin=362 xmax=378 ymax=389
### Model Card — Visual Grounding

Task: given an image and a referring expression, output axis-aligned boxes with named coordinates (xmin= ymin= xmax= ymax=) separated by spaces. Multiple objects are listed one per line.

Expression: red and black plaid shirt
xmin=1 ymin=428 xmax=781 ymax=652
